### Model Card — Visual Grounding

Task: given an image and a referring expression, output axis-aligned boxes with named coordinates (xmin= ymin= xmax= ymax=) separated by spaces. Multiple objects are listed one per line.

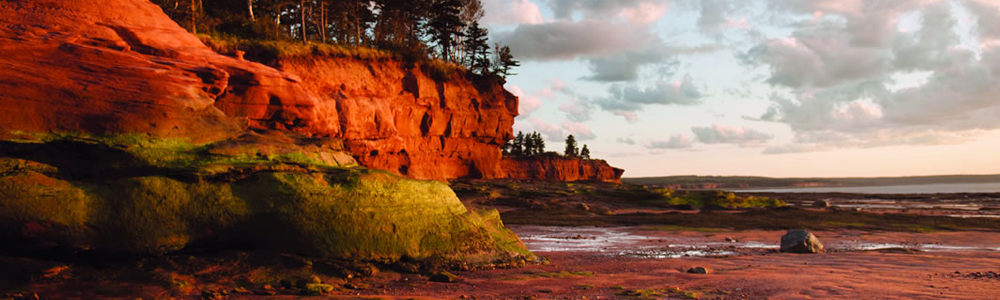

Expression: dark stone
xmin=780 ymin=229 xmax=824 ymax=254
xmin=429 ymin=271 xmax=458 ymax=283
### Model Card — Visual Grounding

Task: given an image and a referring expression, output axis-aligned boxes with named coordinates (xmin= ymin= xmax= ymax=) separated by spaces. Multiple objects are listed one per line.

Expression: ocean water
xmin=734 ymin=182 xmax=1000 ymax=194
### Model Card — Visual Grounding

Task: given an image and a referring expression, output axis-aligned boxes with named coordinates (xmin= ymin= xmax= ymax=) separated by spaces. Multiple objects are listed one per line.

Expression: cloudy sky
xmin=481 ymin=0 xmax=1000 ymax=178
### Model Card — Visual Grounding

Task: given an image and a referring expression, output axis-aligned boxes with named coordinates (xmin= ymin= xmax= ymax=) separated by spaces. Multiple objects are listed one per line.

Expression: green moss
xmin=648 ymin=190 xmax=786 ymax=209
xmin=0 ymin=133 xmax=533 ymax=264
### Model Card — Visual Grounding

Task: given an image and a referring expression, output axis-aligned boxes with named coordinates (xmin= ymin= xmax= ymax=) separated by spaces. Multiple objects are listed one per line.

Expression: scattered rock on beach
xmin=725 ymin=237 xmax=738 ymax=243
xmin=429 ymin=271 xmax=458 ymax=283
xmin=780 ymin=229 xmax=824 ymax=254
xmin=813 ymin=200 xmax=830 ymax=208
xmin=687 ymin=266 xmax=711 ymax=274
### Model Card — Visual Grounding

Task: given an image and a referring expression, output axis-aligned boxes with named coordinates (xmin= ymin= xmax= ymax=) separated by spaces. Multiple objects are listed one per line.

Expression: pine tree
xmin=463 ymin=20 xmax=490 ymax=73
xmin=564 ymin=134 xmax=579 ymax=157
xmin=580 ymin=144 xmax=590 ymax=159
xmin=512 ymin=131 xmax=524 ymax=156
xmin=493 ymin=43 xmax=519 ymax=78
xmin=533 ymin=132 xmax=545 ymax=155
xmin=428 ymin=0 xmax=465 ymax=61
xmin=523 ymin=131 xmax=536 ymax=156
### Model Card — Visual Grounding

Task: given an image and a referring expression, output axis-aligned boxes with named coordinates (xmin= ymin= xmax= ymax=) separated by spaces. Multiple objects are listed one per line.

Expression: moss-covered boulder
xmin=0 ymin=132 xmax=533 ymax=265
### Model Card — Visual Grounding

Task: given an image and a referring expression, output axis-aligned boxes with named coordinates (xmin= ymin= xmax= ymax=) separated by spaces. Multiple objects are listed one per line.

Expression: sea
xmin=732 ymin=182 xmax=1000 ymax=194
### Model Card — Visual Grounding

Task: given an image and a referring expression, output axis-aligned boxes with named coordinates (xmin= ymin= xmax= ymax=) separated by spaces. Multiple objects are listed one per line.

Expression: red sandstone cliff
xmin=0 ymin=0 xmax=622 ymax=182
xmin=276 ymin=58 xmax=517 ymax=180
xmin=500 ymin=156 xmax=625 ymax=183
xmin=0 ymin=0 xmax=320 ymax=143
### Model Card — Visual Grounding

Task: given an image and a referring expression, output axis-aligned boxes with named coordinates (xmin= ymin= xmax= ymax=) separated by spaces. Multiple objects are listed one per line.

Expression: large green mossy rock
xmin=0 ymin=133 xmax=532 ymax=264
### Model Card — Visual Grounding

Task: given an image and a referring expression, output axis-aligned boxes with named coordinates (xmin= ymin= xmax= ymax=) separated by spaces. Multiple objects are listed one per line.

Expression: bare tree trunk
xmin=355 ymin=0 xmax=361 ymax=46
xmin=189 ymin=0 xmax=197 ymax=34
xmin=248 ymin=0 xmax=255 ymax=21
xmin=300 ymin=0 xmax=307 ymax=43
xmin=319 ymin=1 xmax=325 ymax=43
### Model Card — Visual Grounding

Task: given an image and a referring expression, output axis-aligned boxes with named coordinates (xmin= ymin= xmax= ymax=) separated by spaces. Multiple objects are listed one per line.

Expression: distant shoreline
xmin=623 ymin=174 xmax=1000 ymax=190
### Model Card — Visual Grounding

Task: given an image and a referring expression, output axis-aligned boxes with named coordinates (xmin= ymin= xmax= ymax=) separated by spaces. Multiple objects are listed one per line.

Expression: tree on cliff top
xmin=564 ymin=134 xmax=578 ymax=157
xmin=428 ymin=0 xmax=465 ymax=61
xmin=492 ymin=43 xmax=519 ymax=79
xmin=580 ymin=144 xmax=590 ymax=159
xmin=531 ymin=132 xmax=545 ymax=156
xmin=511 ymin=132 xmax=525 ymax=156
xmin=463 ymin=21 xmax=490 ymax=73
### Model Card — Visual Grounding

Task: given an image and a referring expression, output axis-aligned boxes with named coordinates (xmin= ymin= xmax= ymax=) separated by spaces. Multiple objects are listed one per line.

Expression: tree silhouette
xmin=511 ymin=131 xmax=524 ymax=156
xmin=564 ymin=134 xmax=578 ymax=157
xmin=580 ymin=144 xmax=590 ymax=159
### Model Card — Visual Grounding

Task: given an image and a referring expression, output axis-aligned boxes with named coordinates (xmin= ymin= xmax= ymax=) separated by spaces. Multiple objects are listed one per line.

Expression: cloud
xmin=548 ymin=0 xmax=669 ymax=22
xmin=740 ymin=29 xmax=889 ymax=89
xmin=528 ymin=117 xmax=564 ymax=141
xmin=491 ymin=20 xmax=657 ymax=61
xmin=506 ymin=84 xmax=541 ymax=118
xmin=559 ymin=99 xmax=593 ymax=122
xmin=612 ymin=110 xmax=639 ymax=123
xmin=596 ymin=76 xmax=703 ymax=117
xmin=482 ymin=0 xmax=544 ymax=25
xmin=616 ymin=137 xmax=637 ymax=145
xmin=691 ymin=124 xmax=773 ymax=146
xmin=644 ymin=134 xmax=694 ymax=149
xmin=561 ymin=120 xmax=597 ymax=140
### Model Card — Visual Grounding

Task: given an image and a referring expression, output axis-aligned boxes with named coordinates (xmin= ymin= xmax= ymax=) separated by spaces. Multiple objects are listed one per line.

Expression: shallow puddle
xmin=510 ymin=225 xmax=1000 ymax=258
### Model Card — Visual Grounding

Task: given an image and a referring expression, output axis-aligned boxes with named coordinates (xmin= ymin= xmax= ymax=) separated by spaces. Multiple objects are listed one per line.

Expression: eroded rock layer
xmin=0 ymin=0 xmax=321 ymax=143
xmin=277 ymin=58 xmax=517 ymax=180
xmin=500 ymin=156 xmax=625 ymax=183
xmin=0 ymin=0 xmax=532 ymax=263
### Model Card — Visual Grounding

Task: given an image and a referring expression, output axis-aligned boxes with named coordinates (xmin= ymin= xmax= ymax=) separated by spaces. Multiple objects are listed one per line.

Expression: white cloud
xmin=691 ymin=124 xmax=773 ymax=146
xmin=561 ymin=120 xmax=597 ymax=140
xmin=529 ymin=117 xmax=565 ymax=141
xmin=482 ymin=0 xmax=544 ymax=26
xmin=559 ymin=99 xmax=593 ymax=122
xmin=645 ymin=134 xmax=694 ymax=149
xmin=506 ymin=84 xmax=541 ymax=118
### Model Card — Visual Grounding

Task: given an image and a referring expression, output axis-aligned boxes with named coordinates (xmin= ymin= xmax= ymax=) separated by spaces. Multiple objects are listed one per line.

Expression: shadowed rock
xmin=780 ymin=229 xmax=824 ymax=254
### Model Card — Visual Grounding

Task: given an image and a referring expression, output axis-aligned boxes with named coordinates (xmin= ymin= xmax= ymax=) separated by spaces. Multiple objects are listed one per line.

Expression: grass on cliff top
xmin=198 ymin=33 xmax=394 ymax=60
xmin=196 ymin=34 xmax=468 ymax=80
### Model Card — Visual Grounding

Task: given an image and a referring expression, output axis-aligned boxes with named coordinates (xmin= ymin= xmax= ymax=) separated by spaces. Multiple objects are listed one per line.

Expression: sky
xmin=478 ymin=0 xmax=1000 ymax=178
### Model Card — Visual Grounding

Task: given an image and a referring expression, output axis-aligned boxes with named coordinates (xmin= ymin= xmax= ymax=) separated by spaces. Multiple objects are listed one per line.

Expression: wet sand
xmin=335 ymin=227 xmax=1000 ymax=300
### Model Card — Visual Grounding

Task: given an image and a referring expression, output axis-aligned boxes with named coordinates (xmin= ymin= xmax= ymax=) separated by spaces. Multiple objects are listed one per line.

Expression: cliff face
xmin=275 ymin=58 xmax=517 ymax=180
xmin=0 ymin=0 xmax=532 ymax=263
xmin=500 ymin=156 xmax=625 ymax=183
xmin=0 ymin=0 xmax=321 ymax=143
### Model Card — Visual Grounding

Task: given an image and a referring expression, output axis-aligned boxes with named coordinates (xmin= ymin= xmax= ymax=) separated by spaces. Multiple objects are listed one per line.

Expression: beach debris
xmin=780 ymin=229 xmax=824 ymax=253
xmin=687 ymin=266 xmax=711 ymax=274
xmin=724 ymin=237 xmax=738 ymax=243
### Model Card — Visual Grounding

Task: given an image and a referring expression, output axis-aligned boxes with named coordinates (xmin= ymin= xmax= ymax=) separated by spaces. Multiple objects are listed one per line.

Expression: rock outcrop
xmin=0 ymin=0 xmax=532 ymax=263
xmin=0 ymin=133 xmax=531 ymax=262
xmin=0 ymin=0 xmax=322 ymax=144
xmin=276 ymin=57 xmax=516 ymax=180
xmin=499 ymin=156 xmax=625 ymax=183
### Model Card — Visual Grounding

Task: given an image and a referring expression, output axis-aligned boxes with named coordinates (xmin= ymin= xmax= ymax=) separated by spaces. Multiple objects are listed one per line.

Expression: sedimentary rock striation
xmin=500 ymin=156 xmax=625 ymax=183
xmin=0 ymin=0 xmax=533 ymax=263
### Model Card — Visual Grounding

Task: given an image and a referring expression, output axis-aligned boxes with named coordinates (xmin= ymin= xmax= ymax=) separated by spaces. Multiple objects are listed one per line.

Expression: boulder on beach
xmin=687 ymin=266 xmax=711 ymax=274
xmin=813 ymin=200 xmax=830 ymax=208
xmin=780 ymin=229 xmax=824 ymax=253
